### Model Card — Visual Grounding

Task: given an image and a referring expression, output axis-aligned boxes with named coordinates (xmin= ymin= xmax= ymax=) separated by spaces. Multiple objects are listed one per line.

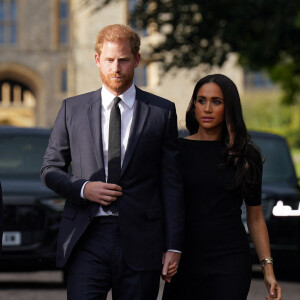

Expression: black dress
xmin=163 ymin=138 xmax=262 ymax=300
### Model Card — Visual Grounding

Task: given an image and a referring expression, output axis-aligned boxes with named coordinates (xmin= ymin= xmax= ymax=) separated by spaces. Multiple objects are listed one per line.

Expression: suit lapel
xmin=121 ymin=89 xmax=149 ymax=176
xmin=86 ymin=89 xmax=106 ymax=179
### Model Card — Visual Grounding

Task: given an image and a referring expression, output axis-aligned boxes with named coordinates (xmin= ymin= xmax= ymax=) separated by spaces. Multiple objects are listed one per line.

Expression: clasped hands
xmin=84 ymin=182 xmax=181 ymax=283
xmin=162 ymin=251 xmax=181 ymax=283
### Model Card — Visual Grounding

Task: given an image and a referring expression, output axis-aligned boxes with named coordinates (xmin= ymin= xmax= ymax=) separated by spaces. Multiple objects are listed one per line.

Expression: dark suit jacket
xmin=41 ymin=87 xmax=184 ymax=271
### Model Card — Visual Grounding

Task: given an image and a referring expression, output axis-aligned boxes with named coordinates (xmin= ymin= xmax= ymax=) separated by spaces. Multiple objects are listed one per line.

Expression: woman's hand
xmin=246 ymin=205 xmax=282 ymax=299
xmin=264 ymin=265 xmax=282 ymax=300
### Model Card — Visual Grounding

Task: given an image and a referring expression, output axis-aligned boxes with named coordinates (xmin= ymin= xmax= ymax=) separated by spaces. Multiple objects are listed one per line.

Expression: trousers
xmin=66 ymin=217 xmax=160 ymax=300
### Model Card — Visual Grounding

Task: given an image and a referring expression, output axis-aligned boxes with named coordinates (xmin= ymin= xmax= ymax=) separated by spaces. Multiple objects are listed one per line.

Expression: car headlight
xmin=272 ymin=200 xmax=300 ymax=216
xmin=38 ymin=198 xmax=66 ymax=212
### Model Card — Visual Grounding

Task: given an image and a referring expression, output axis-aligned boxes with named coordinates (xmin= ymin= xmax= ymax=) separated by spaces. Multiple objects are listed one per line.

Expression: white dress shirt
xmin=81 ymin=84 xmax=136 ymax=216
xmin=101 ymin=84 xmax=136 ymax=180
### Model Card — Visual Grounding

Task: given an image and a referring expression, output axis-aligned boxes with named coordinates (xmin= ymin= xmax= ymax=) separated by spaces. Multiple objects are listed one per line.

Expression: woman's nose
xmin=204 ymin=102 xmax=212 ymax=112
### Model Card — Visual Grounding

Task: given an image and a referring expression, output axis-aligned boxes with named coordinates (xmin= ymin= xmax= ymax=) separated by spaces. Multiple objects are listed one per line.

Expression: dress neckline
xmin=179 ymin=137 xmax=222 ymax=143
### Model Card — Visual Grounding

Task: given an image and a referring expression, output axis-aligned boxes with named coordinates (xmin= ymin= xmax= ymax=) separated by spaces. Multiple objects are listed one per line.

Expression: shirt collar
xmin=101 ymin=84 xmax=136 ymax=109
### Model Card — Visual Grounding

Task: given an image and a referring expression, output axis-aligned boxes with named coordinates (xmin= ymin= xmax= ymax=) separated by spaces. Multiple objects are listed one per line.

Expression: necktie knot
xmin=114 ymin=97 xmax=121 ymax=106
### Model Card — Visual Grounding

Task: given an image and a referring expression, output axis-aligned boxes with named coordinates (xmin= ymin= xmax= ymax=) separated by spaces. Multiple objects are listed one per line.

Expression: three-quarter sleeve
xmin=244 ymin=145 xmax=263 ymax=206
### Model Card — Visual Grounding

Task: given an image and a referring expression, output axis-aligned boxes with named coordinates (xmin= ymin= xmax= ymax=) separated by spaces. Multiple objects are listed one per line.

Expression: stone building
xmin=0 ymin=0 xmax=243 ymax=128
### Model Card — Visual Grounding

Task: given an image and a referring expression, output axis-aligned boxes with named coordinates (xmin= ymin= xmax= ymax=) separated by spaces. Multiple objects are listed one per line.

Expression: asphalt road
xmin=0 ymin=267 xmax=299 ymax=299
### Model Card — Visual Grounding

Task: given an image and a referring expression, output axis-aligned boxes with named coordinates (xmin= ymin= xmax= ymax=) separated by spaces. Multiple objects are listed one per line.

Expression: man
xmin=41 ymin=24 xmax=184 ymax=300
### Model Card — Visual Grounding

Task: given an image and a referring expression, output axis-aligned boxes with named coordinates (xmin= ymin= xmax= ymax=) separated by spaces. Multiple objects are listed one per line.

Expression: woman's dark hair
xmin=186 ymin=74 xmax=262 ymax=196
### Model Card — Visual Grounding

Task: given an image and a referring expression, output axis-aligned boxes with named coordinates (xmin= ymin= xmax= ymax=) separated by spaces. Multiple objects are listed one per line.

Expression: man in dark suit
xmin=41 ymin=24 xmax=184 ymax=300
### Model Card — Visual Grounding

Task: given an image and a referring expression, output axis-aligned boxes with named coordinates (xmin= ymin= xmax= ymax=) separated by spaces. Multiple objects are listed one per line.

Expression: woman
xmin=163 ymin=74 xmax=281 ymax=299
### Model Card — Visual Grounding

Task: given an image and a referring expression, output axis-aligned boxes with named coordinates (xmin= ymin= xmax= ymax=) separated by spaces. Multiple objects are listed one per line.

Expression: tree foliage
xmin=82 ymin=0 xmax=300 ymax=104
xmin=132 ymin=0 xmax=300 ymax=104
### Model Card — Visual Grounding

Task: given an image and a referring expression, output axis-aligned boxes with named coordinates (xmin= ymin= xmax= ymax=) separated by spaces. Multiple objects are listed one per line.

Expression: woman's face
xmin=194 ymin=82 xmax=225 ymax=134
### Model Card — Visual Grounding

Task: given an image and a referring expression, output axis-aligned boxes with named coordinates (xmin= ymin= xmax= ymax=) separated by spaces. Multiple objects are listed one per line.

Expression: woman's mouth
xmin=202 ymin=117 xmax=214 ymax=121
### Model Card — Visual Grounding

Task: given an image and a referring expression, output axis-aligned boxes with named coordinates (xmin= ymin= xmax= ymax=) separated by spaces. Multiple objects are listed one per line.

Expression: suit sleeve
xmin=40 ymin=100 xmax=86 ymax=205
xmin=160 ymin=102 xmax=185 ymax=251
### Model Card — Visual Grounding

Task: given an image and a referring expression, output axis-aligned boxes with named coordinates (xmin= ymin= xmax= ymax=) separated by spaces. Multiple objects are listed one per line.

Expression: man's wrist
xmin=80 ymin=181 xmax=89 ymax=199
xmin=167 ymin=249 xmax=181 ymax=253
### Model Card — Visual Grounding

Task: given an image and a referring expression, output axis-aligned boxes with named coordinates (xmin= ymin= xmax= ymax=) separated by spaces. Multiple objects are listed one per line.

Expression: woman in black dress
xmin=163 ymin=74 xmax=281 ymax=299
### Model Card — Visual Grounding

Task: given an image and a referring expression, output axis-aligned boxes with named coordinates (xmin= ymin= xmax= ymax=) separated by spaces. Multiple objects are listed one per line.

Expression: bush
xmin=242 ymin=90 xmax=300 ymax=148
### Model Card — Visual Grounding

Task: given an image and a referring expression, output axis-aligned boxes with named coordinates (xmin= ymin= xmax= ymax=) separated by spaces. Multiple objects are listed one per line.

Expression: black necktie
xmin=105 ymin=97 xmax=121 ymax=213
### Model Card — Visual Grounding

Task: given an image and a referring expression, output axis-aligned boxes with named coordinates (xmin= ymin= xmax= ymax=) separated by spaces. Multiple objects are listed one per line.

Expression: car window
xmin=252 ymin=136 xmax=297 ymax=185
xmin=0 ymin=134 xmax=49 ymax=179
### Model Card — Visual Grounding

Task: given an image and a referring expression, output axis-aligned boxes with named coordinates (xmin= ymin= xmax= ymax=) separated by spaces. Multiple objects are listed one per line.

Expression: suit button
xmin=88 ymin=216 xmax=92 ymax=221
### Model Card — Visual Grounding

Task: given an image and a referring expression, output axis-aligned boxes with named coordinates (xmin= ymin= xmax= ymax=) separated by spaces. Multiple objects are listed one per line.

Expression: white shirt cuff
xmin=80 ymin=181 xmax=89 ymax=199
xmin=167 ymin=249 xmax=182 ymax=253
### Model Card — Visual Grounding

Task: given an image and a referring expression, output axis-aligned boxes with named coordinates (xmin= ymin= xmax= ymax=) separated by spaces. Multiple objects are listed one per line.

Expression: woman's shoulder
xmin=247 ymin=142 xmax=261 ymax=157
xmin=247 ymin=142 xmax=263 ymax=168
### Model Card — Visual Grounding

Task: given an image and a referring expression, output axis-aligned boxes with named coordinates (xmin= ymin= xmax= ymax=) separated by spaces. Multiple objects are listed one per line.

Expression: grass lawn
xmin=291 ymin=148 xmax=300 ymax=179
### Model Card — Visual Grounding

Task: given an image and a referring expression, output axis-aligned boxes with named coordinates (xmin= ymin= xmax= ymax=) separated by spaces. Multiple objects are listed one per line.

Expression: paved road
xmin=0 ymin=267 xmax=299 ymax=299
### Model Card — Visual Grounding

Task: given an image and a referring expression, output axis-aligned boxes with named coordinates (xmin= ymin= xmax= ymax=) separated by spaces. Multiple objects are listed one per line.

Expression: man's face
xmin=95 ymin=40 xmax=140 ymax=96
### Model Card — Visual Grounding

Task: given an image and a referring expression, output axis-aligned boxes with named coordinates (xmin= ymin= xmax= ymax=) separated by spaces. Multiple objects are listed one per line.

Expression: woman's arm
xmin=246 ymin=205 xmax=282 ymax=300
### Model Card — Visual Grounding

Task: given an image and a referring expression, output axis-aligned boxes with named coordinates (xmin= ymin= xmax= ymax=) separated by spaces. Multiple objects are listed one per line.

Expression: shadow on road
xmin=0 ymin=271 xmax=66 ymax=290
xmin=252 ymin=268 xmax=300 ymax=282
xmin=0 ymin=281 xmax=65 ymax=290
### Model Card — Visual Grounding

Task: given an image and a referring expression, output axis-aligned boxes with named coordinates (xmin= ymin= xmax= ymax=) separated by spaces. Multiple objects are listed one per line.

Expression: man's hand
xmin=161 ymin=251 xmax=181 ymax=283
xmin=83 ymin=181 xmax=122 ymax=206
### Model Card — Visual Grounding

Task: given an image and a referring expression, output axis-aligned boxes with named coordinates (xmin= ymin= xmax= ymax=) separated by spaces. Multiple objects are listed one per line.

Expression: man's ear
xmin=95 ymin=53 xmax=100 ymax=67
xmin=134 ymin=53 xmax=141 ymax=68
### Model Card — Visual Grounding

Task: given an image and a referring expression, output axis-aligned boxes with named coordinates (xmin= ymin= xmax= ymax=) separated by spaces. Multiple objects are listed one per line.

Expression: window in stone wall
xmin=58 ymin=0 xmax=69 ymax=45
xmin=134 ymin=65 xmax=147 ymax=87
xmin=0 ymin=79 xmax=36 ymax=126
xmin=128 ymin=0 xmax=147 ymax=36
xmin=244 ymin=70 xmax=276 ymax=90
xmin=60 ymin=68 xmax=68 ymax=92
xmin=0 ymin=0 xmax=17 ymax=45
xmin=129 ymin=0 xmax=147 ymax=87
xmin=0 ymin=80 xmax=36 ymax=107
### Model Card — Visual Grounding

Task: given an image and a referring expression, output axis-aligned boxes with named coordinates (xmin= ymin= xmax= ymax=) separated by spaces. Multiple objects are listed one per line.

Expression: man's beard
xmin=100 ymin=71 xmax=134 ymax=93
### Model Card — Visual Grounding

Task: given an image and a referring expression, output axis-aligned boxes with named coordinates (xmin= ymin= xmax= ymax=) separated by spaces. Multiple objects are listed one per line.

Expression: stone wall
xmin=0 ymin=0 xmax=244 ymax=129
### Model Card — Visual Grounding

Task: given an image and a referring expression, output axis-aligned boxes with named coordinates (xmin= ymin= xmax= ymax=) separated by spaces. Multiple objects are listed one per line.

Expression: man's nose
xmin=112 ymin=60 xmax=121 ymax=72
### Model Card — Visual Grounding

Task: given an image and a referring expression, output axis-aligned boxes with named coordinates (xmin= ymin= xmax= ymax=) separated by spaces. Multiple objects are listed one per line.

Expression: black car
xmin=246 ymin=131 xmax=300 ymax=269
xmin=0 ymin=126 xmax=65 ymax=272
xmin=179 ymin=129 xmax=300 ymax=269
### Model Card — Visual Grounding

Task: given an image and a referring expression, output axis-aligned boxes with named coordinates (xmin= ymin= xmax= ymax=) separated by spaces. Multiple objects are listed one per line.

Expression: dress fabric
xmin=163 ymin=138 xmax=261 ymax=300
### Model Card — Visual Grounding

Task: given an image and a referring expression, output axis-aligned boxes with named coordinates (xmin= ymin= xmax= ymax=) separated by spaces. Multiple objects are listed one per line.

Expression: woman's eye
xmin=197 ymin=99 xmax=205 ymax=104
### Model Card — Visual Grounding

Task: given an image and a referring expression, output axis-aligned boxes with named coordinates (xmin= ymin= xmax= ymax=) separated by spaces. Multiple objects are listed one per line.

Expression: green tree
xmin=133 ymin=0 xmax=300 ymax=104
xmin=82 ymin=0 xmax=300 ymax=104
